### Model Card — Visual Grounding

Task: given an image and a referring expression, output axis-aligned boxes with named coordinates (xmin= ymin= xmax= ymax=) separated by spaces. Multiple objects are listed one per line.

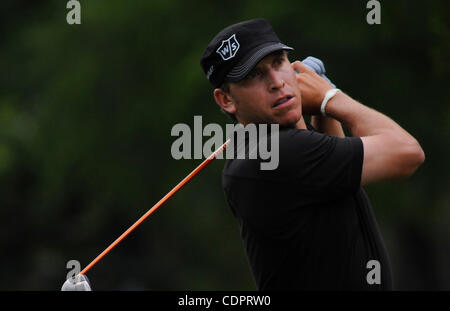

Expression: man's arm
xmin=292 ymin=60 xmax=425 ymax=186
xmin=325 ymin=91 xmax=425 ymax=186
xmin=311 ymin=115 xmax=345 ymax=138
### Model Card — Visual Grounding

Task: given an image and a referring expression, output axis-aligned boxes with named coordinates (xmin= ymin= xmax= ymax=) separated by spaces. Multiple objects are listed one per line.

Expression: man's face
xmin=227 ymin=51 xmax=302 ymax=127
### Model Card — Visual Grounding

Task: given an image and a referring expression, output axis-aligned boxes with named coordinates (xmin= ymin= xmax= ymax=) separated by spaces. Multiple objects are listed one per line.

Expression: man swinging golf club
xmin=60 ymin=28 xmax=342 ymax=293
xmin=63 ymin=18 xmax=425 ymax=291
xmin=199 ymin=18 xmax=425 ymax=290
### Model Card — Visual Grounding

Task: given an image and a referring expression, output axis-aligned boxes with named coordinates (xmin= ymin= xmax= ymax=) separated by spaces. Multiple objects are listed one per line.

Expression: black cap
xmin=200 ymin=18 xmax=293 ymax=88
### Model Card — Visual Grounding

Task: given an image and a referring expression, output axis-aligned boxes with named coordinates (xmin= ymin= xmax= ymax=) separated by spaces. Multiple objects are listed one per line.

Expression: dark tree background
xmin=0 ymin=0 xmax=448 ymax=290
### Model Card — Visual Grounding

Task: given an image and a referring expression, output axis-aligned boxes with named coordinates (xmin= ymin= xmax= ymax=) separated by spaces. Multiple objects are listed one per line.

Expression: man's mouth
xmin=273 ymin=96 xmax=294 ymax=109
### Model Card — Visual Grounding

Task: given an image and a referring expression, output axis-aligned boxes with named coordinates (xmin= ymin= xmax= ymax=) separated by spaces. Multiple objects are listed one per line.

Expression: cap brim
xmin=225 ymin=43 xmax=294 ymax=82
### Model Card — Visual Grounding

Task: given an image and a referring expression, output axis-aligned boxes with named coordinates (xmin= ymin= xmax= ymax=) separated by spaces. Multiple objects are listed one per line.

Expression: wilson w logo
xmin=216 ymin=34 xmax=240 ymax=61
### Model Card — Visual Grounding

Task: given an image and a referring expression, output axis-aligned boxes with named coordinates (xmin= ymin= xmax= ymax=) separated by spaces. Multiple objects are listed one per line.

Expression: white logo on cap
xmin=206 ymin=65 xmax=214 ymax=80
xmin=216 ymin=34 xmax=240 ymax=61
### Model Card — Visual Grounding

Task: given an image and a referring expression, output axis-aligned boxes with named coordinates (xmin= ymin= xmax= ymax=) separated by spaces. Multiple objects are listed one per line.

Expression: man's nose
xmin=267 ymin=70 xmax=285 ymax=91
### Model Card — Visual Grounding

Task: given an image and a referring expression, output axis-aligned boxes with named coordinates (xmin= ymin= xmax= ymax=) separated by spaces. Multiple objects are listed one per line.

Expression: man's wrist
xmin=320 ymin=88 xmax=341 ymax=117
xmin=322 ymin=91 xmax=361 ymax=130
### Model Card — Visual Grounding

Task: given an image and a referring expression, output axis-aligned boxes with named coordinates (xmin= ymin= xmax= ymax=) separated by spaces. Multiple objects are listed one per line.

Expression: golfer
xmin=200 ymin=18 xmax=425 ymax=290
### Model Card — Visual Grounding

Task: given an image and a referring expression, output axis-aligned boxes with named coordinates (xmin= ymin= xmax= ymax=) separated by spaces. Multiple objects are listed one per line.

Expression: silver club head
xmin=61 ymin=274 xmax=92 ymax=291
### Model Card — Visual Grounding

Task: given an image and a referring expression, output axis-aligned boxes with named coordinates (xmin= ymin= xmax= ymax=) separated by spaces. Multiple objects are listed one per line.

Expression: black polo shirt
xmin=222 ymin=123 xmax=393 ymax=290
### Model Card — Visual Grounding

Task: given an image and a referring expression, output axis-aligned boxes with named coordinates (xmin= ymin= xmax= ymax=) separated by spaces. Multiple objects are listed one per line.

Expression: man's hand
xmin=291 ymin=60 xmax=333 ymax=115
xmin=301 ymin=56 xmax=336 ymax=88
xmin=296 ymin=57 xmax=345 ymax=137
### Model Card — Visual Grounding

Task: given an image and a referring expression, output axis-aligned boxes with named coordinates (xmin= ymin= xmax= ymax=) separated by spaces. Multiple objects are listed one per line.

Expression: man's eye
xmin=245 ymin=71 xmax=259 ymax=79
xmin=274 ymin=57 xmax=284 ymax=65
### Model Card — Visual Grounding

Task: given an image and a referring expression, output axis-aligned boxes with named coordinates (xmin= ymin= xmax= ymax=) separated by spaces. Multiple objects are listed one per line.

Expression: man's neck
xmin=295 ymin=116 xmax=307 ymax=130
xmin=237 ymin=116 xmax=307 ymax=129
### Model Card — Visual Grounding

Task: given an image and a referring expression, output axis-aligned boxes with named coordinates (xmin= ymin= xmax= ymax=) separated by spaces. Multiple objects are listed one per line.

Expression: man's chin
xmin=276 ymin=111 xmax=302 ymax=129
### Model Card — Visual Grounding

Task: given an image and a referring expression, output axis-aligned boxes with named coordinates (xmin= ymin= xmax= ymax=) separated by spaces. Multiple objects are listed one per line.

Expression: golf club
xmin=62 ymin=139 xmax=230 ymax=290
xmin=62 ymin=57 xmax=329 ymax=290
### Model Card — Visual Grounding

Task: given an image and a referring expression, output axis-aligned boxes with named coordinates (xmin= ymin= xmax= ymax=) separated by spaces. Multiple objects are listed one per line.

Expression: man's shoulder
xmin=222 ymin=127 xmax=319 ymax=182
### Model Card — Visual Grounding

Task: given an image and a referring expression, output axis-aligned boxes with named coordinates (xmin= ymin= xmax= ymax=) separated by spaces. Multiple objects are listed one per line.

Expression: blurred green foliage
xmin=0 ymin=0 xmax=448 ymax=290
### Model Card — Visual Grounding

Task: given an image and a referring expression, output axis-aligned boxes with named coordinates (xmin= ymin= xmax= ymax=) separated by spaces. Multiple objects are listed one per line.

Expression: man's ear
xmin=213 ymin=88 xmax=237 ymax=115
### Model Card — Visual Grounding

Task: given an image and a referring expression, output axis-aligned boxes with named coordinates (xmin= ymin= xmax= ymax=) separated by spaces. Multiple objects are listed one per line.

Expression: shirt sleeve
xmin=275 ymin=129 xmax=364 ymax=200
